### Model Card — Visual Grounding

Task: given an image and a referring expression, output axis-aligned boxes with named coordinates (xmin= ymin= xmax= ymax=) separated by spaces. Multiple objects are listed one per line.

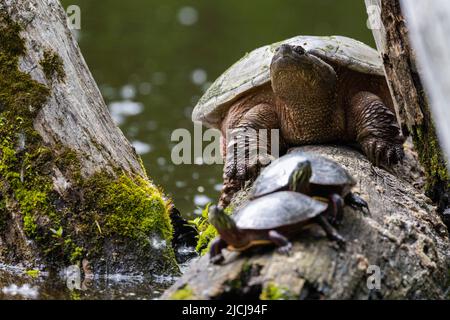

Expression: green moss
xmin=40 ymin=49 xmax=66 ymax=82
xmin=171 ymin=285 xmax=194 ymax=300
xmin=196 ymin=224 xmax=217 ymax=255
xmin=25 ymin=269 xmax=40 ymax=278
xmin=60 ymin=237 xmax=84 ymax=264
xmin=82 ymin=172 xmax=173 ymax=244
xmin=412 ymin=125 xmax=450 ymax=194
xmin=260 ymin=282 xmax=295 ymax=300
xmin=226 ymin=278 xmax=243 ymax=290
xmin=0 ymin=10 xmax=68 ymax=262
xmin=0 ymin=11 xmax=25 ymax=57
xmin=54 ymin=147 xmax=82 ymax=184
xmin=70 ymin=290 xmax=82 ymax=300
xmin=190 ymin=204 xmax=215 ymax=255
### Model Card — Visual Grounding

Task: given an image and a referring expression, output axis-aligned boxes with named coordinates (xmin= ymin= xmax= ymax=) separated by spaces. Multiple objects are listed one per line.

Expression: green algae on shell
xmin=193 ymin=35 xmax=384 ymax=128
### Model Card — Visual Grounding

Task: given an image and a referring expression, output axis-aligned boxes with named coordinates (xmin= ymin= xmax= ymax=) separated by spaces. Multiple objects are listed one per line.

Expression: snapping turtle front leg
xmin=349 ymin=91 xmax=405 ymax=167
xmin=219 ymin=104 xmax=286 ymax=207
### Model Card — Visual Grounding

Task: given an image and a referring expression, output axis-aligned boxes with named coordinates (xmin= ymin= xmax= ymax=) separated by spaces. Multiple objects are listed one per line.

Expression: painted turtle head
xmin=208 ymin=205 xmax=237 ymax=233
xmin=289 ymin=159 xmax=312 ymax=193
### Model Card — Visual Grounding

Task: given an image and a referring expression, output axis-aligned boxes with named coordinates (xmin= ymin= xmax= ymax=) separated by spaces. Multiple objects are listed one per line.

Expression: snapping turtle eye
xmin=294 ymin=46 xmax=306 ymax=55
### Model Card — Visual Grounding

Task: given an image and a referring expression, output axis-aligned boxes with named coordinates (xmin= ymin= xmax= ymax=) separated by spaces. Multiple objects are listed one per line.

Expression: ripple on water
xmin=120 ymin=84 xmax=137 ymax=100
xmin=194 ymin=194 xmax=212 ymax=207
xmin=151 ymin=235 xmax=167 ymax=250
xmin=2 ymin=284 xmax=39 ymax=299
xmin=191 ymin=69 xmax=207 ymax=86
xmin=132 ymin=140 xmax=152 ymax=155
xmin=139 ymin=82 xmax=152 ymax=95
xmin=109 ymin=100 xmax=144 ymax=125
xmin=0 ymin=264 xmax=177 ymax=300
xmin=177 ymin=6 xmax=198 ymax=26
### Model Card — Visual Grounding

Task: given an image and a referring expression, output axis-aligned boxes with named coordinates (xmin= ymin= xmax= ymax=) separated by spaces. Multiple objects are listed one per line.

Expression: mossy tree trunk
xmin=364 ymin=0 xmax=450 ymax=221
xmin=0 ymin=0 xmax=178 ymax=275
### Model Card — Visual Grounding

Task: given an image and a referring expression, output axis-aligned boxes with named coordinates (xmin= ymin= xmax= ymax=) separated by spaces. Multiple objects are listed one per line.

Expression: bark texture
xmin=0 ymin=0 xmax=177 ymax=275
xmin=163 ymin=145 xmax=450 ymax=300
xmin=364 ymin=0 xmax=449 ymax=216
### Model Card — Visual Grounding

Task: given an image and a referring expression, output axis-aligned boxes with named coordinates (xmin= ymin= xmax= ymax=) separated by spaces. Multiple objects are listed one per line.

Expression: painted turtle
xmin=251 ymin=152 xmax=369 ymax=222
xmin=208 ymin=192 xmax=345 ymax=264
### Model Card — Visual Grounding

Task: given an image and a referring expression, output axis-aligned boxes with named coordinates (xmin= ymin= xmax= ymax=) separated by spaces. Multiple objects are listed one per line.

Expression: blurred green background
xmin=60 ymin=0 xmax=373 ymax=218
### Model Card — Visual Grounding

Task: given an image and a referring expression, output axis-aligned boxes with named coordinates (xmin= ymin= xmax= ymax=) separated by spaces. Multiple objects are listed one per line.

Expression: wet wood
xmin=400 ymin=0 xmax=450 ymax=168
xmin=364 ymin=0 xmax=449 ymax=215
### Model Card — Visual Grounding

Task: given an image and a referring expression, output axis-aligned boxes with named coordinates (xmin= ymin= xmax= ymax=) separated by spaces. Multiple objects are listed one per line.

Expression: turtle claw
xmin=219 ymin=175 xmax=242 ymax=208
xmin=225 ymin=127 xmax=274 ymax=182
xmin=361 ymin=138 xmax=404 ymax=167
xmin=236 ymin=155 xmax=272 ymax=181
xmin=334 ymin=234 xmax=347 ymax=249
xmin=269 ymin=230 xmax=292 ymax=256
xmin=210 ymin=254 xmax=225 ymax=265
xmin=277 ymin=243 xmax=293 ymax=256
xmin=345 ymin=193 xmax=371 ymax=216
xmin=224 ymin=152 xmax=238 ymax=180
xmin=316 ymin=215 xmax=347 ymax=249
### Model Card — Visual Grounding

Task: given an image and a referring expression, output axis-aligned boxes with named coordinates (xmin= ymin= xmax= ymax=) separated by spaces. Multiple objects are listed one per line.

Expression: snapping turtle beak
xmin=276 ymin=44 xmax=306 ymax=58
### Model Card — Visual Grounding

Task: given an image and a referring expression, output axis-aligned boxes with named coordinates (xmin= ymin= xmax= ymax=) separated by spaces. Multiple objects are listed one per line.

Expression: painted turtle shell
xmin=251 ymin=152 xmax=356 ymax=199
xmin=192 ymin=35 xmax=383 ymax=128
xmin=234 ymin=191 xmax=327 ymax=230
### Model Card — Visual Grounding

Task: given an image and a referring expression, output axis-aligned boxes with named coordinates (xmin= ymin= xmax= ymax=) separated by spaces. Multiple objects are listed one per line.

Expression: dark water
xmin=1 ymin=0 xmax=374 ymax=300
xmin=0 ymin=264 xmax=176 ymax=300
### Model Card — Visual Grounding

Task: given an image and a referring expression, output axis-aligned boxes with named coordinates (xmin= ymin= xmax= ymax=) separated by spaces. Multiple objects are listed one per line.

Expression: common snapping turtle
xmin=251 ymin=151 xmax=369 ymax=221
xmin=192 ymin=35 xmax=404 ymax=207
xmin=208 ymin=192 xmax=345 ymax=264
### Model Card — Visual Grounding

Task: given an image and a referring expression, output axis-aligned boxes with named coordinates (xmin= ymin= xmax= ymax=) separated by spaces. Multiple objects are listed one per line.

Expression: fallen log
xmin=163 ymin=145 xmax=450 ymax=299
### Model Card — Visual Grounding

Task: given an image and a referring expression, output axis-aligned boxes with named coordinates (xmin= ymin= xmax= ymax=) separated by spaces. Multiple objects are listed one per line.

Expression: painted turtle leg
xmin=327 ymin=193 xmax=345 ymax=224
xmin=315 ymin=215 xmax=346 ymax=248
xmin=209 ymin=237 xmax=228 ymax=265
xmin=268 ymin=230 xmax=293 ymax=256
xmin=345 ymin=192 xmax=370 ymax=216
xmin=348 ymin=92 xmax=405 ymax=167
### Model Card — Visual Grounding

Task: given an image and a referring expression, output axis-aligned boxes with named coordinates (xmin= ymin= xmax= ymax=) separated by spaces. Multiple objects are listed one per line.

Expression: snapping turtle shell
xmin=193 ymin=35 xmax=384 ymax=128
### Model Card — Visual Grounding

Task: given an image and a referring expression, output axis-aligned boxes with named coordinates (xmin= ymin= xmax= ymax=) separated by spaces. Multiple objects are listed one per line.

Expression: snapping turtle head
xmin=270 ymin=44 xmax=336 ymax=102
